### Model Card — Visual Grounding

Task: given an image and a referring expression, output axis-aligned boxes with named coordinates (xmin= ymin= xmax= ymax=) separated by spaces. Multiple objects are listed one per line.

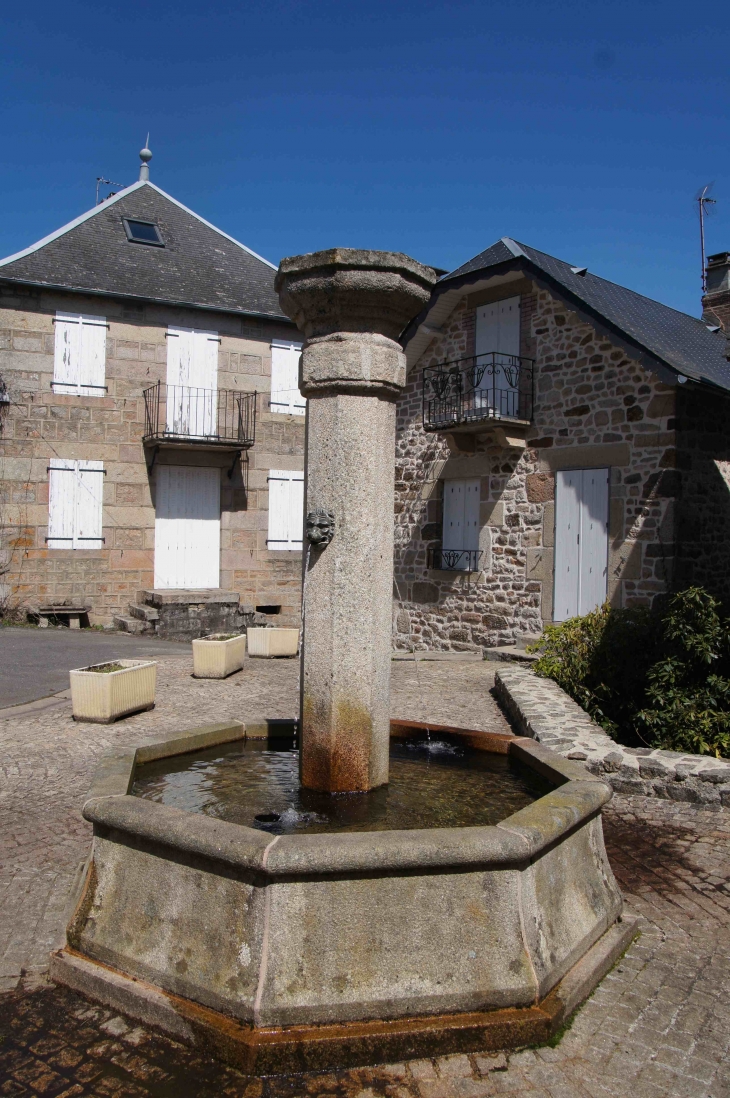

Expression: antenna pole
xmin=698 ymin=185 xmax=717 ymax=293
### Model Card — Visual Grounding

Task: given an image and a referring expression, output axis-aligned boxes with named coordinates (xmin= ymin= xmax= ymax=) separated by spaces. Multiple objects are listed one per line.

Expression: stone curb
xmin=494 ymin=666 xmax=730 ymax=807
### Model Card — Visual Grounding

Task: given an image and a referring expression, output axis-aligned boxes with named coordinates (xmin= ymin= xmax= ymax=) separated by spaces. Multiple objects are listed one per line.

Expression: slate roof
xmin=405 ymin=236 xmax=730 ymax=392
xmin=0 ymin=181 xmax=287 ymax=320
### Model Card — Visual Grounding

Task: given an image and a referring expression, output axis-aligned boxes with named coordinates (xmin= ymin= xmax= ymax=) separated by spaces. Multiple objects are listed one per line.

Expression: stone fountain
xmin=51 ymin=250 xmax=635 ymax=1074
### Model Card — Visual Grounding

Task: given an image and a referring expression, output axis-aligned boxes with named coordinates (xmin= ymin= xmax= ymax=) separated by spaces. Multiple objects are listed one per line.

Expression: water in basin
xmin=132 ymin=735 xmax=550 ymax=834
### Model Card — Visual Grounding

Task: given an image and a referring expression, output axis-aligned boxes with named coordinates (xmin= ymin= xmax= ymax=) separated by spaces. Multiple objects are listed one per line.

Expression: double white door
xmin=553 ymin=468 xmax=609 ymax=621
xmin=154 ymin=465 xmax=220 ymax=589
xmin=442 ymin=478 xmax=480 ymax=569
xmin=166 ymin=327 xmax=219 ymax=436
xmin=474 ymin=296 xmax=520 ymax=417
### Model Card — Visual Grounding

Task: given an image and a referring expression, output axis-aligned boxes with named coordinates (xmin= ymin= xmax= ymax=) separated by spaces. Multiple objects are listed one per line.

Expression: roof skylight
xmin=123 ymin=218 xmax=164 ymax=246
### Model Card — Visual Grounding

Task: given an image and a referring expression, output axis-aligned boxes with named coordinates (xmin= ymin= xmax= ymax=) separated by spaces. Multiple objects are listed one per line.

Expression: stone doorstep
xmin=495 ymin=666 xmax=730 ymax=805
xmin=484 ymin=647 xmax=539 ymax=665
xmin=141 ymin=589 xmax=240 ymax=607
xmin=49 ymin=918 xmax=638 ymax=1076
xmin=392 ymin=651 xmax=484 ymax=662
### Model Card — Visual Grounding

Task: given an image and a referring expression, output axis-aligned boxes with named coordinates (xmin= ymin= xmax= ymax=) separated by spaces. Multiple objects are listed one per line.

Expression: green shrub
xmin=529 ymin=587 xmax=730 ymax=758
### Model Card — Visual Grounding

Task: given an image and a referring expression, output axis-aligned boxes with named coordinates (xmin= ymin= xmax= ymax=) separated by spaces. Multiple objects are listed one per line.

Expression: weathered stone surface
xmin=276 ymin=249 xmax=437 ymax=793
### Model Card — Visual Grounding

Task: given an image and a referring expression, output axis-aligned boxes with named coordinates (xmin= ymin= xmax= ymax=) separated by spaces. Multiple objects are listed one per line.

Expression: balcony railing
xmin=428 ymin=547 xmax=483 ymax=572
xmin=422 ymin=352 xmax=534 ymax=432
xmin=143 ymin=382 xmax=257 ymax=447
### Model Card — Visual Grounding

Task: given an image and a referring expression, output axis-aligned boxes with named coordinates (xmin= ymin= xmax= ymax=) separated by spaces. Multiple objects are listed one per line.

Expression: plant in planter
xmin=247 ymin=627 xmax=300 ymax=658
xmin=70 ymin=660 xmax=157 ymax=723
xmin=192 ymin=633 xmax=247 ymax=679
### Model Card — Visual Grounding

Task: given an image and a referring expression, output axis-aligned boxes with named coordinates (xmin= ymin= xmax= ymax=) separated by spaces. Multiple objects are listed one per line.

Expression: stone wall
xmin=0 ymin=283 xmax=304 ymax=626
xmin=675 ymin=383 xmax=730 ymax=606
xmin=394 ymin=282 xmax=678 ymax=652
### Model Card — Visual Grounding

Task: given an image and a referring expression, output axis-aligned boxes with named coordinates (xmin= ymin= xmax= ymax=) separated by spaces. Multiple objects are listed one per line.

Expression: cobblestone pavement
xmin=1 ymin=657 xmax=730 ymax=1096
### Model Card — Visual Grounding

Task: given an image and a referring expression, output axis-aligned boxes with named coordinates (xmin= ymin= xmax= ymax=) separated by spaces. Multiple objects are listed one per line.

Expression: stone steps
xmin=128 ymin=603 xmax=160 ymax=623
xmin=112 ymin=615 xmax=152 ymax=635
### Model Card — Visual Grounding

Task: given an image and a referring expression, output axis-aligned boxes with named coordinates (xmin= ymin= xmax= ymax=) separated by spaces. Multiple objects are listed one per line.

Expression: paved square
xmin=1 ymin=654 xmax=728 ymax=1097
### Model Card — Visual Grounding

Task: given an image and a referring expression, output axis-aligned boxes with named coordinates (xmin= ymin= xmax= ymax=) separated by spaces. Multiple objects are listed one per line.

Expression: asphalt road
xmin=0 ymin=627 xmax=191 ymax=708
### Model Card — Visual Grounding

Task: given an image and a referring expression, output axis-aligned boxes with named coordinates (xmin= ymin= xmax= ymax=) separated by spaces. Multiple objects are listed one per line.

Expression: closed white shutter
xmin=270 ymin=341 xmax=305 ymax=415
xmin=75 ymin=461 xmax=105 ymax=548
xmin=442 ymin=478 xmax=480 ymax=569
xmin=54 ymin=313 xmax=106 ymax=396
xmin=47 ymin=460 xmax=77 ymax=548
xmin=78 ymin=317 xmax=108 ymax=396
xmin=267 ymin=470 xmax=304 ymax=549
xmin=166 ymin=327 xmax=218 ymax=435
xmin=474 ymin=297 xmax=520 ymax=417
xmin=554 ymin=468 xmax=609 ymax=621
xmin=154 ymin=465 xmax=220 ymax=588
xmin=47 ymin=459 xmax=104 ymax=548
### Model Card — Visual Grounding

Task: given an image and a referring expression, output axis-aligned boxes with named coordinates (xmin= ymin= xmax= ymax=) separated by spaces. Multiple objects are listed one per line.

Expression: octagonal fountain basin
xmin=52 ymin=718 xmax=636 ymax=1075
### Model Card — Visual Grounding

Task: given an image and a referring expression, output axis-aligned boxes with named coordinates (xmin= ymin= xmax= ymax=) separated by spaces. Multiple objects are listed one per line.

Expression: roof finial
xmin=139 ymin=135 xmax=152 ymax=182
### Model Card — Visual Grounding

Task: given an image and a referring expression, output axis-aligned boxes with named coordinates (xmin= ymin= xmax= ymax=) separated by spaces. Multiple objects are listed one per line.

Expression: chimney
xmin=702 ymin=251 xmax=730 ymax=332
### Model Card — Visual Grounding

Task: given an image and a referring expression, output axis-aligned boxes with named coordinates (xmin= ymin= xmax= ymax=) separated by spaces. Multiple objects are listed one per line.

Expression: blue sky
xmin=1 ymin=0 xmax=728 ymax=317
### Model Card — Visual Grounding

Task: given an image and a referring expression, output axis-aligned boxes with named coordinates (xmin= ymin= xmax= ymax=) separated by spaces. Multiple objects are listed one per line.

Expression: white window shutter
xmin=75 ymin=461 xmax=104 ymax=548
xmin=78 ymin=316 xmax=107 ymax=396
xmin=270 ymin=341 xmax=305 ymax=415
xmin=267 ymin=470 xmax=304 ymax=549
xmin=47 ymin=460 xmax=77 ymax=547
xmin=53 ymin=314 xmax=81 ymax=393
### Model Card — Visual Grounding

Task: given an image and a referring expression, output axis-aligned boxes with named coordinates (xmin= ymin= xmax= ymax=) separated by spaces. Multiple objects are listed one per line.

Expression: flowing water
xmin=132 ymin=735 xmax=550 ymax=834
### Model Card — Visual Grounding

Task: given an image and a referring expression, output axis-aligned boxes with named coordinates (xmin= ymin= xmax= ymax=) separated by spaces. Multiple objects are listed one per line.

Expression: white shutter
xmin=578 ymin=468 xmax=609 ymax=616
xmin=442 ymin=478 xmax=480 ymax=569
xmin=53 ymin=314 xmax=81 ymax=393
xmin=554 ymin=468 xmax=609 ymax=621
xmin=75 ymin=461 xmax=104 ymax=548
xmin=47 ymin=460 xmax=77 ymax=548
xmin=270 ymin=341 xmax=305 ymax=415
xmin=78 ymin=316 xmax=107 ymax=396
xmin=475 ymin=297 xmax=520 ymax=416
xmin=47 ymin=459 xmax=104 ymax=548
xmin=267 ymin=470 xmax=304 ymax=549
xmin=166 ymin=327 xmax=218 ymax=435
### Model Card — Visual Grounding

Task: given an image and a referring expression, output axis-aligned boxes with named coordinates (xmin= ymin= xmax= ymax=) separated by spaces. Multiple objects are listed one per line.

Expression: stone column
xmin=275 ymin=250 xmax=436 ymax=792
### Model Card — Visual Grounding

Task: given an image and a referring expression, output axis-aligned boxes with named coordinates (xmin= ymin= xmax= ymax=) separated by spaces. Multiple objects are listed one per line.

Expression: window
xmin=166 ymin=326 xmax=219 ymax=435
xmin=47 ymin=460 xmax=104 ymax=549
xmin=270 ymin=340 xmax=305 ymax=415
xmin=123 ymin=218 xmax=164 ymax=246
xmin=440 ymin=478 xmax=480 ymax=570
xmin=53 ymin=313 xmax=107 ymax=396
xmin=267 ymin=469 xmax=304 ymax=550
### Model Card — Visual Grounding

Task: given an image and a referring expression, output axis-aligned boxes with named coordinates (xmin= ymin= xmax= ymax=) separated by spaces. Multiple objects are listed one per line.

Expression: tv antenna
xmin=696 ymin=183 xmax=717 ymax=292
xmin=96 ymin=176 xmax=125 ymax=205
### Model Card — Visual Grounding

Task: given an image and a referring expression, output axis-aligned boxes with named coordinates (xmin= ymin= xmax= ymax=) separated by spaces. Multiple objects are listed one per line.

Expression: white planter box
xmin=192 ymin=633 xmax=247 ymax=679
xmin=247 ymin=627 xmax=300 ymax=658
xmin=70 ymin=660 xmax=157 ymax=724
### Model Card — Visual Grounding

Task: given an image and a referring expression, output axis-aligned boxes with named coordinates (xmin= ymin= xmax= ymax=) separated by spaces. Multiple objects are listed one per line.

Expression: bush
xmin=530 ymin=587 xmax=730 ymax=758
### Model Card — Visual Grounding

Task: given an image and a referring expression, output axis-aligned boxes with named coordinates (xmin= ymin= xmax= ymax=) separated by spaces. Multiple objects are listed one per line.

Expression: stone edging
xmin=494 ymin=666 xmax=730 ymax=806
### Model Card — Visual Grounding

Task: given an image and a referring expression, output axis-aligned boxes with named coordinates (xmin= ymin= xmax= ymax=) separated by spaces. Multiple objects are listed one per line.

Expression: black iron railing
xmin=428 ymin=547 xmax=483 ymax=572
xmin=143 ymin=382 xmax=257 ymax=447
xmin=422 ymin=352 xmax=534 ymax=431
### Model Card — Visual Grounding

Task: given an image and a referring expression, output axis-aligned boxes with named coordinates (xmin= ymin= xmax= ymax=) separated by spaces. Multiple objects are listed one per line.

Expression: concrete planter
xmin=192 ymin=633 xmax=246 ymax=679
xmin=69 ymin=660 xmax=157 ymax=724
xmin=52 ymin=721 xmax=635 ymax=1073
xmin=247 ymin=627 xmax=299 ymax=658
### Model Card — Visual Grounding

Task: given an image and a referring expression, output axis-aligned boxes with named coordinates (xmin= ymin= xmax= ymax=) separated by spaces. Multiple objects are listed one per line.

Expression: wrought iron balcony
xmin=428 ymin=547 xmax=483 ymax=572
xmin=143 ymin=382 xmax=257 ymax=447
xmin=422 ymin=352 xmax=534 ymax=432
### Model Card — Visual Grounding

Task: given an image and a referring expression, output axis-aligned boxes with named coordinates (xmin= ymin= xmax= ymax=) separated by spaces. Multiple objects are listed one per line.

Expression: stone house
xmin=393 ymin=238 xmax=730 ymax=653
xmin=0 ymin=151 xmax=306 ymax=637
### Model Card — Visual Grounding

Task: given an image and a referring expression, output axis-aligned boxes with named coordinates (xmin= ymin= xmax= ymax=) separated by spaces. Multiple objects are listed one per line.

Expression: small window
xmin=267 ymin=470 xmax=304 ymax=550
xmin=123 ymin=218 xmax=164 ymax=246
xmin=53 ymin=312 xmax=107 ymax=396
xmin=47 ymin=460 xmax=105 ymax=549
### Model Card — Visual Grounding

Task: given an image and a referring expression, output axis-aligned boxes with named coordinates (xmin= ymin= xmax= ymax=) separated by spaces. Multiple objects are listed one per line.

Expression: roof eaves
xmin=0 ymin=182 xmax=146 ymax=268
xmin=0 ymin=274 xmax=291 ymax=324
xmin=144 ymin=182 xmax=278 ymax=271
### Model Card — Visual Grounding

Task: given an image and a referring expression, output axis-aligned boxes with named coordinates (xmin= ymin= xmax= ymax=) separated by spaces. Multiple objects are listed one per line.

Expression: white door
xmin=154 ymin=465 xmax=220 ymax=589
xmin=166 ymin=327 xmax=219 ymax=436
xmin=442 ymin=478 xmax=480 ymax=569
xmin=554 ymin=468 xmax=609 ymax=621
xmin=475 ymin=296 xmax=520 ymax=417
